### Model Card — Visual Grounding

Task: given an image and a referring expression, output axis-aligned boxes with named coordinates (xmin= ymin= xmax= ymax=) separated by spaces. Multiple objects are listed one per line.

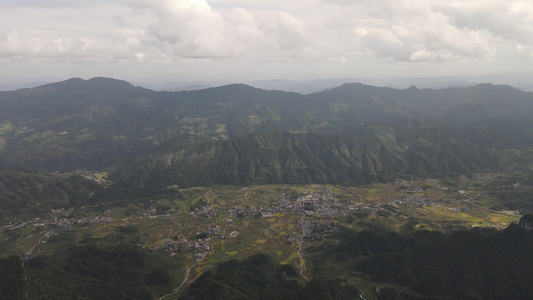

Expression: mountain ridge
xmin=111 ymin=121 xmax=521 ymax=187
xmin=0 ymin=77 xmax=532 ymax=187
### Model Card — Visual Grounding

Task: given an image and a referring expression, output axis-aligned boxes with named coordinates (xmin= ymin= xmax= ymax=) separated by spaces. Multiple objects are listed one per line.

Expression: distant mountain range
xmin=1 ymin=77 xmax=532 ymax=186
xmin=4 ymin=77 xmax=533 ymax=300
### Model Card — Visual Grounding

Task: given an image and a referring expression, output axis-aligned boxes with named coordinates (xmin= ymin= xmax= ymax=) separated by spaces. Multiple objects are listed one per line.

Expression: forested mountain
xmin=0 ymin=170 xmax=102 ymax=221
xmin=1 ymin=77 xmax=533 ymax=184
xmin=2 ymin=77 xmax=533 ymax=299
xmin=1 ymin=244 xmax=183 ymax=300
xmin=178 ymin=253 xmax=359 ymax=300
xmin=112 ymin=121 xmax=519 ymax=187
xmin=310 ymin=225 xmax=533 ymax=299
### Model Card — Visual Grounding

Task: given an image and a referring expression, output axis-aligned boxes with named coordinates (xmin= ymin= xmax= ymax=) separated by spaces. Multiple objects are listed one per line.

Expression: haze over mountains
xmin=3 ymin=73 xmax=533 ymax=94
xmin=158 ymin=74 xmax=533 ymax=94
xmin=146 ymin=78 xmax=476 ymax=94
xmin=2 ymin=77 xmax=533 ymax=299
xmin=1 ymin=77 xmax=533 ymax=188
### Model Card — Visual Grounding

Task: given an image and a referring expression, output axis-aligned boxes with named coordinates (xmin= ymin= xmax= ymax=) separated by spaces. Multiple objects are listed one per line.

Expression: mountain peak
xmin=87 ymin=77 xmax=134 ymax=87
xmin=38 ymin=77 xmax=148 ymax=95
xmin=198 ymin=83 xmax=293 ymax=96
xmin=215 ymin=83 xmax=258 ymax=90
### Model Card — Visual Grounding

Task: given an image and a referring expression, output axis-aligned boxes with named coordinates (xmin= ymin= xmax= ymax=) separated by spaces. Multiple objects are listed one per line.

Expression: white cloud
xmin=131 ymin=0 xmax=312 ymax=60
xmin=433 ymin=1 xmax=533 ymax=43
xmin=0 ymin=3 xmax=147 ymax=62
xmin=142 ymin=1 xmax=234 ymax=58
xmin=0 ymin=0 xmax=532 ymax=81
xmin=344 ymin=1 xmax=499 ymax=61
xmin=517 ymin=44 xmax=533 ymax=59
xmin=409 ymin=50 xmax=436 ymax=62
xmin=329 ymin=56 xmax=347 ymax=63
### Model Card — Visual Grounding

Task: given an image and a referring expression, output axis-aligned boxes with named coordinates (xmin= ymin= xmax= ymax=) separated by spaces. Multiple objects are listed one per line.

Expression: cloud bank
xmin=0 ymin=0 xmax=532 ymax=81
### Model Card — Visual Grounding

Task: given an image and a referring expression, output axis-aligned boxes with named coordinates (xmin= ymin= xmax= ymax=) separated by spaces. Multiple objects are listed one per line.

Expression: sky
xmin=1 ymin=0 xmax=533 ymax=88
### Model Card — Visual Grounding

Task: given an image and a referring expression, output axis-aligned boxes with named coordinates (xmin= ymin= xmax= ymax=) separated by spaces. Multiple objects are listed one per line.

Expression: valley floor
xmin=0 ymin=173 xmax=525 ymax=299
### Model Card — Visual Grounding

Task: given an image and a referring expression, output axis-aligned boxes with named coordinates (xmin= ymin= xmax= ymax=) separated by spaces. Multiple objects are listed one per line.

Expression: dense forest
xmin=1 ymin=78 xmax=532 ymax=185
xmin=112 ymin=121 xmax=519 ymax=187
xmin=179 ymin=254 xmax=359 ymax=300
xmin=0 ymin=243 xmax=183 ymax=300
xmin=309 ymin=224 xmax=533 ymax=299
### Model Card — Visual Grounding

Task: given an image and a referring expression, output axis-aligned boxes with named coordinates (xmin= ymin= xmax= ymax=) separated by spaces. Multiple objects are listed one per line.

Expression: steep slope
xmin=305 ymin=83 xmax=533 ymax=128
xmin=112 ymin=120 xmax=520 ymax=187
xmin=0 ymin=79 xmax=305 ymax=171
xmin=0 ymin=170 xmax=103 ymax=222
xmin=1 ymin=77 xmax=532 ymax=173
xmin=311 ymin=226 xmax=533 ymax=299
xmin=179 ymin=253 xmax=358 ymax=300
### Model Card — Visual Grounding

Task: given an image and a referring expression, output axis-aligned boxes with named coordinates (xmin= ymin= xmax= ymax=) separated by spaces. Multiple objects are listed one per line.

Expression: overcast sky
xmin=1 ymin=0 xmax=532 ymax=87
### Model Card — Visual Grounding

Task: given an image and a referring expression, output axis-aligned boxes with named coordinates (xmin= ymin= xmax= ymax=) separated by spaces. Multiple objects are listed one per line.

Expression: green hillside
xmin=1 ymin=244 xmax=184 ymax=300
xmin=0 ymin=170 xmax=103 ymax=222
xmin=112 ymin=120 xmax=521 ymax=187
xmin=310 ymin=225 xmax=533 ymax=299
xmin=1 ymin=78 xmax=533 ymax=174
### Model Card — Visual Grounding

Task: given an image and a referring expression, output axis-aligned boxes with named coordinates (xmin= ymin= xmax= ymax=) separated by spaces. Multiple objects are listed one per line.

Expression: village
xmin=3 ymin=177 xmax=521 ymax=268
xmin=3 ymin=181 xmax=488 ymax=239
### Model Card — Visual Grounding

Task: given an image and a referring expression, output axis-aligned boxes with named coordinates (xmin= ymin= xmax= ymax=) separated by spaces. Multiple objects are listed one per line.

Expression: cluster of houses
xmin=191 ymin=204 xmax=218 ymax=218
xmin=387 ymin=194 xmax=476 ymax=215
xmin=451 ymin=206 xmax=471 ymax=213
xmin=4 ymin=217 xmax=42 ymax=230
xmin=73 ymin=216 xmax=113 ymax=225
xmin=5 ymin=214 xmax=113 ymax=232
xmin=187 ymin=187 xmax=364 ymax=221
xmin=49 ymin=215 xmax=113 ymax=230
xmin=5 ymin=205 xmax=115 ymax=233
xmin=47 ymin=208 xmax=68 ymax=215
xmin=347 ymin=203 xmax=383 ymax=214
xmin=272 ymin=188 xmax=350 ymax=218
xmin=152 ymin=237 xmax=213 ymax=261
xmin=389 ymin=195 xmax=437 ymax=208
xmin=407 ymin=186 xmax=424 ymax=193
xmin=287 ymin=219 xmax=338 ymax=242
xmin=142 ymin=207 xmax=158 ymax=217
xmin=203 ymin=225 xmax=222 ymax=238
xmin=472 ymin=172 xmax=493 ymax=181
xmin=290 ymin=189 xmax=354 ymax=218
xmin=153 ymin=227 xmax=219 ymax=259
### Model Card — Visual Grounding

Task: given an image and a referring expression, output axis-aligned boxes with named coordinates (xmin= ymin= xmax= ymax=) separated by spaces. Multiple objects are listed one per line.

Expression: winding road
xmin=297 ymin=240 xmax=310 ymax=281
xmin=158 ymin=254 xmax=205 ymax=300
